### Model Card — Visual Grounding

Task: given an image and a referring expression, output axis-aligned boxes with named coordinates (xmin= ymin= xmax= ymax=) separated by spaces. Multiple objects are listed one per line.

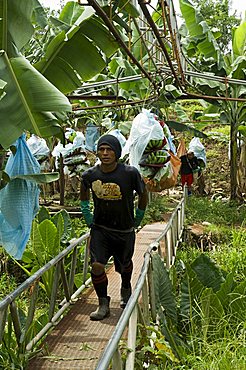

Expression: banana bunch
xmin=145 ymin=150 xmax=169 ymax=164
xmin=145 ymin=139 xmax=164 ymax=151
xmin=162 ymin=124 xmax=170 ymax=139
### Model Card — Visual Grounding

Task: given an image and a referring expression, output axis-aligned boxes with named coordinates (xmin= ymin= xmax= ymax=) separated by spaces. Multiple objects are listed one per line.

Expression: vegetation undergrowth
xmin=134 ymin=194 xmax=246 ymax=369
xmin=0 ymin=207 xmax=89 ymax=369
xmin=185 ymin=196 xmax=246 ymax=226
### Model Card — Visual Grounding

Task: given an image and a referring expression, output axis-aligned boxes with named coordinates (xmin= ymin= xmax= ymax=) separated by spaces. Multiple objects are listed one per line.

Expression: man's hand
xmin=134 ymin=208 xmax=145 ymax=228
xmin=80 ymin=200 xmax=93 ymax=227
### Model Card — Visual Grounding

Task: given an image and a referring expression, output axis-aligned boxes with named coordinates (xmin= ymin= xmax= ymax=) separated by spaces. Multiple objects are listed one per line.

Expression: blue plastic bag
xmin=0 ymin=134 xmax=40 ymax=259
xmin=85 ymin=123 xmax=100 ymax=152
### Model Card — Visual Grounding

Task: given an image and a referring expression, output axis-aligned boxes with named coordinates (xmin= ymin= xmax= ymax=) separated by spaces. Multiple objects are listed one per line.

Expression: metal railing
xmin=0 ymin=232 xmax=91 ymax=353
xmin=96 ymin=192 xmax=186 ymax=369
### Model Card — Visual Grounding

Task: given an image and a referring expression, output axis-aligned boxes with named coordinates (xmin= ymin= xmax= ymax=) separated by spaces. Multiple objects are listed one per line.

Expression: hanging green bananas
xmin=145 ymin=139 xmax=164 ymax=151
xmin=145 ymin=150 xmax=169 ymax=164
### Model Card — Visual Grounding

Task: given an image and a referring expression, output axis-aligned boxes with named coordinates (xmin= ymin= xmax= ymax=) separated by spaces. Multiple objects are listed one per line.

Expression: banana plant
xmin=0 ymin=0 xmax=72 ymax=150
xmin=33 ymin=2 xmax=119 ymax=93
xmin=16 ymin=207 xmax=72 ymax=297
xmin=179 ymin=0 xmax=246 ymax=199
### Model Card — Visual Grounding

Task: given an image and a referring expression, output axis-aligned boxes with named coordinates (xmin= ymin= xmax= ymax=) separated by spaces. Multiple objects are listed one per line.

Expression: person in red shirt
xmin=180 ymin=151 xmax=199 ymax=195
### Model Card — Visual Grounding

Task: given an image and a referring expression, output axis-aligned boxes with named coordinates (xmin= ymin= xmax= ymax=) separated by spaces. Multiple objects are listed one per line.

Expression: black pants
xmin=89 ymin=225 xmax=135 ymax=273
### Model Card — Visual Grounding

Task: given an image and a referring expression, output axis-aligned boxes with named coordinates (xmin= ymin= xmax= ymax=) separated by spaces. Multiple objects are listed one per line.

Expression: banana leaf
xmin=238 ymin=125 xmax=246 ymax=137
xmin=179 ymin=0 xmax=225 ymax=70
xmin=11 ymin=172 xmax=59 ymax=184
xmin=166 ymin=120 xmax=208 ymax=138
xmin=0 ymin=52 xmax=71 ymax=149
xmin=35 ymin=6 xmax=119 ymax=93
xmin=232 ymin=21 xmax=246 ymax=57
xmin=0 ymin=0 xmax=34 ymax=54
xmin=54 ymin=4 xmax=119 ymax=57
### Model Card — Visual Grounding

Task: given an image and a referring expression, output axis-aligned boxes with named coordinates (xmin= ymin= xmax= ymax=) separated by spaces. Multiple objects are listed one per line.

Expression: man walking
xmin=180 ymin=151 xmax=199 ymax=195
xmin=80 ymin=134 xmax=148 ymax=320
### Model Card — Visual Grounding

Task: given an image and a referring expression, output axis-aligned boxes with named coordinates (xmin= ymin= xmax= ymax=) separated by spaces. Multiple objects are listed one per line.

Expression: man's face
xmin=97 ymin=144 xmax=116 ymax=165
xmin=187 ymin=152 xmax=194 ymax=159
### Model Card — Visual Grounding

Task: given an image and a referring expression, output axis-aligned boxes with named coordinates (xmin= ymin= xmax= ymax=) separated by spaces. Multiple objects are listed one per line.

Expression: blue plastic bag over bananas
xmin=0 ymin=134 xmax=40 ymax=259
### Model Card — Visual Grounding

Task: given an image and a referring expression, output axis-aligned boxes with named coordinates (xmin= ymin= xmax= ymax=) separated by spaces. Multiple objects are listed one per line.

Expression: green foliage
xmin=143 ymin=194 xmax=168 ymax=224
xmin=135 ymin=323 xmax=180 ymax=369
xmin=17 ymin=207 xmax=73 ymax=297
xmin=0 ymin=273 xmax=17 ymax=300
xmin=140 ymin=253 xmax=246 ymax=368
xmin=185 ymin=197 xmax=246 ymax=226
xmin=210 ymin=226 xmax=246 ymax=282
xmin=206 ymin=125 xmax=230 ymax=141
xmin=192 ymin=0 xmax=240 ymax=51
xmin=0 ymin=206 xmax=89 ymax=369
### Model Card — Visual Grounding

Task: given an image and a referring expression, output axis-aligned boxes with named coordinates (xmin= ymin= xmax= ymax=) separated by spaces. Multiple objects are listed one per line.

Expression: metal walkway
xmin=28 ymin=222 xmax=165 ymax=369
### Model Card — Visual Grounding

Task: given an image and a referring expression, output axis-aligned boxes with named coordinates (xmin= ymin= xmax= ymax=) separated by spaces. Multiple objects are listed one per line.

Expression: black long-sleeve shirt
xmin=180 ymin=155 xmax=199 ymax=175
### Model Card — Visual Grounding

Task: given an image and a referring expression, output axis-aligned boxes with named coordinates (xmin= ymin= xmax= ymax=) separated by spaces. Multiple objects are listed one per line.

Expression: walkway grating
xmin=28 ymin=222 xmax=165 ymax=369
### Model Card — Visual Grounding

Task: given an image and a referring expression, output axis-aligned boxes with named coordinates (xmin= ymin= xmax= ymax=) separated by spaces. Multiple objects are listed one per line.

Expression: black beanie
xmin=97 ymin=134 xmax=122 ymax=159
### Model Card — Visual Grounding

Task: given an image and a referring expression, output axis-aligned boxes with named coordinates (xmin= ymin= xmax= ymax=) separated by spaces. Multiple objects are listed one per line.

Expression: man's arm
xmin=134 ymin=187 xmax=148 ymax=228
xmin=137 ymin=187 xmax=148 ymax=210
xmin=80 ymin=180 xmax=93 ymax=227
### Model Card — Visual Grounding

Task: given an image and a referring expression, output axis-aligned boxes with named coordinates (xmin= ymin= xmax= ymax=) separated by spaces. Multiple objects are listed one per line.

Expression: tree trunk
xmin=237 ymin=140 xmax=246 ymax=198
xmin=230 ymin=122 xmax=238 ymax=200
xmin=59 ymin=154 xmax=65 ymax=206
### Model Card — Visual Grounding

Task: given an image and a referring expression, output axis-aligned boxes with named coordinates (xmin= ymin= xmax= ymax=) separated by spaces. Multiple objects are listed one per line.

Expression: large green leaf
xmin=37 ymin=206 xmax=50 ymax=223
xmin=35 ymin=5 xmax=118 ymax=93
xmin=0 ymin=52 xmax=71 ymax=149
xmin=232 ymin=20 xmax=246 ymax=57
xmin=179 ymin=0 xmax=204 ymax=38
xmin=11 ymin=172 xmax=59 ymax=184
xmin=166 ymin=121 xmax=208 ymax=139
xmin=179 ymin=0 xmax=225 ymax=69
xmin=59 ymin=0 xmax=84 ymax=25
xmin=32 ymin=0 xmax=48 ymax=28
xmin=191 ymin=254 xmax=225 ymax=292
xmin=229 ymin=281 xmax=246 ymax=322
xmin=80 ymin=17 xmax=119 ymax=58
xmin=216 ymin=271 xmax=236 ymax=310
xmin=35 ymin=28 xmax=105 ymax=93
xmin=193 ymin=77 xmax=226 ymax=96
xmin=152 ymin=253 xmax=177 ymax=323
xmin=180 ymin=264 xmax=204 ymax=321
xmin=51 ymin=209 xmax=72 ymax=244
xmin=56 ymin=4 xmax=119 ymax=57
xmin=200 ymin=287 xmax=225 ymax=339
xmin=39 ymin=219 xmax=58 ymax=258
xmin=31 ymin=220 xmax=45 ymax=266
xmin=229 ymin=56 xmax=246 ymax=80
xmin=0 ymin=0 xmax=34 ymax=54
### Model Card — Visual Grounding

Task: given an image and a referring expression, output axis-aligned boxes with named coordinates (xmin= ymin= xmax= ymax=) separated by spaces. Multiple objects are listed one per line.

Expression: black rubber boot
xmin=90 ymin=296 xmax=110 ymax=321
xmin=120 ymin=286 xmax=132 ymax=309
